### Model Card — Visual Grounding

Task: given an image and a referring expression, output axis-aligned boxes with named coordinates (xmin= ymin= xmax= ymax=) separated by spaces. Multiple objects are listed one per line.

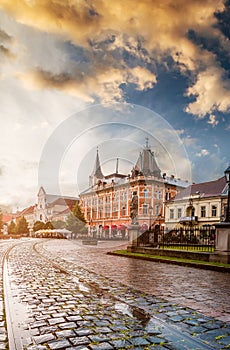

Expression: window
xmin=177 ymin=208 xmax=182 ymax=219
xmin=201 ymin=206 xmax=206 ymax=217
xmin=144 ymin=189 xmax=148 ymax=198
xmin=121 ymin=206 xmax=126 ymax=216
xmin=113 ymin=207 xmax=118 ymax=217
xmin=211 ymin=205 xmax=217 ymax=217
xmin=143 ymin=205 xmax=148 ymax=215
xmin=165 ymin=192 xmax=171 ymax=201
xmin=170 ymin=209 xmax=174 ymax=219
xmin=155 ymin=205 xmax=160 ymax=215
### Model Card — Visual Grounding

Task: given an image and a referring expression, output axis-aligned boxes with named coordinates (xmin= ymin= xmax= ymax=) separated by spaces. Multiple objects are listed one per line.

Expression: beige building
xmin=34 ymin=187 xmax=79 ymax=223
xmin=164 ymin=176 xmax=227 ymax=231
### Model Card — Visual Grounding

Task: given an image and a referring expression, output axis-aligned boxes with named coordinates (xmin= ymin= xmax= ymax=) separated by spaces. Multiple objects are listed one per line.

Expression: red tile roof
xmin=2 ymin=214 xmax=15 ymax=223
xmin=18 ymin=205 xmax=35 ymax=217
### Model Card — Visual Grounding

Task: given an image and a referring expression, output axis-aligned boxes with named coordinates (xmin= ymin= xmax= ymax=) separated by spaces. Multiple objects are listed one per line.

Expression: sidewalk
xmin=108 ymin=249 xmax=230 ymax=273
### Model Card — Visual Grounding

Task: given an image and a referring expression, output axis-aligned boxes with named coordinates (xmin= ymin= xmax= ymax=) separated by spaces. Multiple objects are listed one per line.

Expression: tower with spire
xmin=89 ymin=147 xmax=104 ymax=187
xmin=132 ymin=138 xmax=161 ymax=178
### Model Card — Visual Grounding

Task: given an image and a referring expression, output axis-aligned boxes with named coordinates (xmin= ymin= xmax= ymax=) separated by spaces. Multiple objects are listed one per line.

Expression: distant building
xmin=34 ymin=187 xmax=79 ymax=223
xmin=80 ymin=140 xmax=189 ymax=236
xmin=164 ymin=176 xmax=227 ymax=231
xmin=18 ymin=205 xmax=35 ymax=232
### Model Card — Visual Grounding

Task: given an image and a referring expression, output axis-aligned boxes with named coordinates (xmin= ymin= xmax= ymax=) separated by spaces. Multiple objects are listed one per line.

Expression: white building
xmin=34 ymin=187 xmax=79 ymax=223
xmin=164 ymin=176 xmax=227 ymax=231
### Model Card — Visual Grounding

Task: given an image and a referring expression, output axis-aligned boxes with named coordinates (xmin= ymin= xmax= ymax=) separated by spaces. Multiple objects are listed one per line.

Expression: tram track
xmin=2 ymin=239 xmax=228 ymax=349
xmin=34 ymin=240 xmax=219 ymax=350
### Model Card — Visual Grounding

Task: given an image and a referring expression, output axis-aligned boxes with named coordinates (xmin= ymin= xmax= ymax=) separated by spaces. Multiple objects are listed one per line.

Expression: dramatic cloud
xmin=0 ymin=0 xmax=228 ymax=111
xmin=0 ymin=27 xmax=15 ymax=60
xmin=185 ymin=66 xmax=230 ymax=117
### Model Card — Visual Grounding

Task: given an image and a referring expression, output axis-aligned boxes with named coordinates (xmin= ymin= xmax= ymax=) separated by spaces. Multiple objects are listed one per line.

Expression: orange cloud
xmin=0 ymin=0 xmax=228 ymax=112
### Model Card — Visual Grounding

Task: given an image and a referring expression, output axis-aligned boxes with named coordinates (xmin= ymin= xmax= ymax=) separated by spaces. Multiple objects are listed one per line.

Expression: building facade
xmin=34 ymin=187 xmax=79 ymax=223
xmin=164 ymin=176 xmax=227 ymax=231
xmin=80 ymin=141 xmax=189 ymax=236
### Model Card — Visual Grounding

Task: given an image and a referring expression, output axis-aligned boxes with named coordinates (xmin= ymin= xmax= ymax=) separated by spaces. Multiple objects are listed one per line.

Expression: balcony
xmin=179 ymin=216 xmax=198 ymax=224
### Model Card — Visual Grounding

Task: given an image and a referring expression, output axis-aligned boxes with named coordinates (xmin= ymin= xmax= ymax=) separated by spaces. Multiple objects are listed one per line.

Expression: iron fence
xmin=137 ymin=225 xmax=216 ymax=252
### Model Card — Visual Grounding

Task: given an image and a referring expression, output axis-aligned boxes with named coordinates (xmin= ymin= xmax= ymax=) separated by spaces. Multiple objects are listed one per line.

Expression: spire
xmin=116 ymin=158 xmax=119 ymax=174
xmin=89 ymin=147 xmax=104 ymax=186
xmin=94 ymin=147 xmax=104 ymax=179
xmin=134 ymin=141 xmax=161 ymax=177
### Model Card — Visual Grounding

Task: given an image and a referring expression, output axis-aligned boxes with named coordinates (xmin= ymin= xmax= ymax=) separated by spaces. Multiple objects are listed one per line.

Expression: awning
xmin=111 ymin=225 xmax=117 ymax=229
xmin=117 ymin=224 xmax=127 ymax=230
xmin=102 ymin=225 xmax=109 ymax=229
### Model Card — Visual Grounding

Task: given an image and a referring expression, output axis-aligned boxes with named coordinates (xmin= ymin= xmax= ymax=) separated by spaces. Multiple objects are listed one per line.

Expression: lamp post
xmin=149 ymin=206 xmax=153 ymax=231
xmin=224 ymin=166 xmax=230 ymax=222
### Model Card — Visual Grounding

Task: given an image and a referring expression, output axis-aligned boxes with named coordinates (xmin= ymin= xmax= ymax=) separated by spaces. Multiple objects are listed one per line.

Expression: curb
xmin=107 ymin=251 xmax=230 ymax=273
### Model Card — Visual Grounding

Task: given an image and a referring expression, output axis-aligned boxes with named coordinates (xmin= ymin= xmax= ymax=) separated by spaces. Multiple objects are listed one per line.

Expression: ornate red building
xmin=80 ymin=140 xmax=189 ymax=236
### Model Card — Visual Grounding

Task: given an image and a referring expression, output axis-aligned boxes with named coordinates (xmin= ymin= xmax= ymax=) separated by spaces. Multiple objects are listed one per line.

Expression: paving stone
xmin=94 ymin=326 xmax=112 ymax=334
xmin=0 ymin=334 xmax=6 ymax=342
xmin=65 ymin=345 xmax=89 ymax=350
xmin=147 ymin=336 xmax=165 ymax=344
xmin=33 ymin=333 xmax=55 ymax=344
xmin=217 ymin=335 xmax=230 ymax=345
xmin=48 ymin=339 xmax=71 ymax=349
xmin=89 ymin=334 xmax=111 ymax=343
xmin=184 ymin=319 xmax=199 ymax=326
xmin=66 ymin=347 xmax=89 ymax=350
xmin=59 ymin=321 xmax=77 ymax=329
xmin=75 ymin=328 xmax=94 ymax=336
xmin=188 ymin=326 xmax=207 ymax=334
xmin=40 ymin=325 xmax=59 ymax=334
xmin=48 ymin=317 xmax=66 ymax=325
xmin=128 ymin=336 xmax=150 ymax=346
xmin=89 ymin=342 xmax=113 ymax=350
xmin=67 ymin=316 xmax=83 ymax=322
xmin=55 ymin=329 xmax=76 ymax=338
xmin=109 ymin=338 xmax=131 ymax=348
xmin=69 ymin=336 xmax=90 ymax=346
xmin=30 ymin=321 xmax=47 ymax=328
xmin=169 ymin=316 xmax=184 ymax=323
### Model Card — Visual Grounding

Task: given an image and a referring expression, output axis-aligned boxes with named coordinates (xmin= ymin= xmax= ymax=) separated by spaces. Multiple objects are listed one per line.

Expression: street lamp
xmin=149 ymin=206 xmax=153 ymax=231
xmin=224 ymin=166 xmax=230 ymax=222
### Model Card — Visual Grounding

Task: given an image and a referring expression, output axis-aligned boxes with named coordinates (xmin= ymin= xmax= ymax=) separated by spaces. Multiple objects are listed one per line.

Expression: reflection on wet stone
xmin=0 ymin=240 xmax=229 ymax=349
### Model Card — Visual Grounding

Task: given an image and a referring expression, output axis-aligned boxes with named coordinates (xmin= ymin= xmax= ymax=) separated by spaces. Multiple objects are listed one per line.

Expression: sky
xmin=0 ymin=0 xmax=230 ymax=211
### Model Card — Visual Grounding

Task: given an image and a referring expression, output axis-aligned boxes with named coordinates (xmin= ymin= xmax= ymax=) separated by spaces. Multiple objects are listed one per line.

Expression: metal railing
xmin=136 ymin=225 xmax=216 ymax=252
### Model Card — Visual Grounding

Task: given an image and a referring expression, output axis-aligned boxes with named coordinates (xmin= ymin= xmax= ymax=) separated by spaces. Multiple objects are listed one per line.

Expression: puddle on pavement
xmin=115 ymin=302 xmax=150 ymax=326
xmin=72 ymin=276 xmax=91 ymax=292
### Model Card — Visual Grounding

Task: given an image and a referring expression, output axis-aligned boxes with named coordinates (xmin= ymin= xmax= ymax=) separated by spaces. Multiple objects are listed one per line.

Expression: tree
xmin=33 ymin=220 xmax=45 ymax=232
xmin=0 ymin=211 xmax=3 ymax=233
xmin=66 ymin=202 xmax=87 ymax=235
xmin=8 ymin=220 xmax=16 ymax=235
xmin=51 ymin=220 xmax=66 ymax=229
xmin=44 ymin=221 xmax=54 ymax=230
xmin=16 ymin=216 xmax=29 ymax=235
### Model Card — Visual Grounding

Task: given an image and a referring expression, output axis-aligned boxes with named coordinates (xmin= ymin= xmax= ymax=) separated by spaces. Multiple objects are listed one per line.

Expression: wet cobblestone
xmin=44 ymin=239 xmax=230 ymax=322
xmin=0 ymin=241 xmax=16 ymax=350
xmin=1 ymin=239 xmax=230 ymax=349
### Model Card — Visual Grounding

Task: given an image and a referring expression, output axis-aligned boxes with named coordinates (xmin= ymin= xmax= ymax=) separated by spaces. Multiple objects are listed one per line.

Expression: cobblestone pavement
xmin=43 ymin=239 xmax=230 ymax=323
xmin=0 ymin=241 xmax=15 ymax=350
xmin=1 ymin=238 xmax=229 ymax=349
